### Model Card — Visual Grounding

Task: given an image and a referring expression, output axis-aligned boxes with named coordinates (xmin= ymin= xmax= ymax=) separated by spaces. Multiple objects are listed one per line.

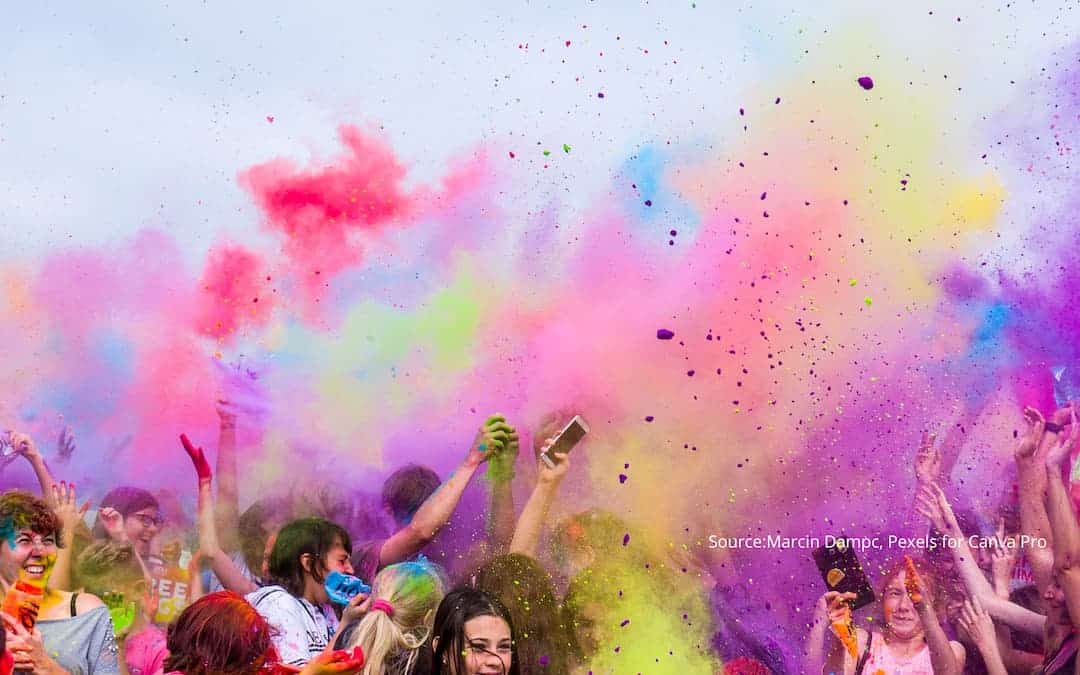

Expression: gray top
xmin=36 ymin=605 xmax=121 ymax=674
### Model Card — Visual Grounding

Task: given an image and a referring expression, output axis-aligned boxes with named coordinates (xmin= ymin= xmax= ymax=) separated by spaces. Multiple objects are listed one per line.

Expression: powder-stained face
xmin=124 ymin=508 xmax=162 ymax=558
xmin=461 ymin=615 xmax=513 ymax=675
xmin=882 ymin=571 xmax=924 ymax=640
xmin=0 ymin=529 xmax=57 ymax=586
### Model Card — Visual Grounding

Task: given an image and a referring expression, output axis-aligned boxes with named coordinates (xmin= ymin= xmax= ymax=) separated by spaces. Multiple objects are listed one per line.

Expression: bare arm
xmin=1015 ymin=407 xmax=1056 ymax=591
xmin=917 ymin=483 xmax=1047 ymax=636
xmin=906 ymin=432 xmax=941 ymax=540
xmin=906 ymin=559 xmax=964 ymax=675
xmin=509 ymin=447 xmax=569 ymax=557
xmin=214 ymin=402 xmax=241 ymax=554
xmin=378 ymin=415 xmax=512 ymax=567
xmin=484 ymin=427 xmax=519 ymax=549
xmin=1045 ymin=408 xmax=1080 ymax=627
xmin=10 ymin=433 xmax=58 ymax=507
xmin=49 ymin=482 xmax=90 ymax=591
xmin=182 ymin=434 xmax=257 ymax=595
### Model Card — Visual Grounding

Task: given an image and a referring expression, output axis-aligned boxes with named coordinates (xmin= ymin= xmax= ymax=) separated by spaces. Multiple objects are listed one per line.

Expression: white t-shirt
xmin=246 ymin=585 xmax=339 ymax=666
xmin=205 ymin=551 xmax=259 ymax=593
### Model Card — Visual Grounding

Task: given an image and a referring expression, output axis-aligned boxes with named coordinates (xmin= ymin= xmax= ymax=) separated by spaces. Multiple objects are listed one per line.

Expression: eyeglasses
xmin=131 ymin=513 xmax=164 ymax=528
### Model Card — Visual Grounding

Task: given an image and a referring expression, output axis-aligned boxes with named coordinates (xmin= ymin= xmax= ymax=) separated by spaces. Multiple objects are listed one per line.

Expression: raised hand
xmin=915 ymin=431 xmax=941 ymax=484
xmin=989 ymin=518 xmax=1019 ymax=598
xmin=1045 ymin=405 xmax=1079 ymax=470
xmin=180 ymin=434 xmax=213 ymax=482
xmin=957 ymin=596 xmax=997 ymax=652
xmin=7 ymin=431 xmax=38 ymax=461
xmin=103 ymin=591 xmax=137 ymax=638
xmin=467 ymin=414 xmax=515 ymax=467
xmin=217 ymin=399 xmax=238 ymax=428
xmin=915 ymin=482 xmax=962 ymax=536
xmin=56 ymin=427 xmax=76 ymax=462
xmin=537 ymin=444 xmax=570 ymax=485
xmin=51 ymin=481 xmax=90 ymax=534
xmin=485 ymin=419 xmax=520 ymax=483
xmin=1016 ymin=406 xmax=1046 ymax=460
xmin=98 ymin=507 xmax=127 ymax=542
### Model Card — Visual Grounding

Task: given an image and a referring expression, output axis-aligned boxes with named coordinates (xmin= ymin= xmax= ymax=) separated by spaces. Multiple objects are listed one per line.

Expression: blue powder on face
xmin=0 ymin=518 xmax=17 ymax=550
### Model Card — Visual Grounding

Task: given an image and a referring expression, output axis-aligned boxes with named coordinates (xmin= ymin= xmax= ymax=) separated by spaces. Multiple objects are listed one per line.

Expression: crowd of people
xmin=0 ymin=405 xmax=719 ymax=675
xmin=804 ymin=403 xmax=1080 ymax=674
xmin=3 ymin=398 xmax=1080 ymax=674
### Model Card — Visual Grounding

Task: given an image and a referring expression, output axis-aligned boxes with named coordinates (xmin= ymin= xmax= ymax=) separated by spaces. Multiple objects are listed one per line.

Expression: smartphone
xmin=812 ymin=538 xmax=876 ymax=610
xmin=540 ymin=415 xmax=589 ymax=469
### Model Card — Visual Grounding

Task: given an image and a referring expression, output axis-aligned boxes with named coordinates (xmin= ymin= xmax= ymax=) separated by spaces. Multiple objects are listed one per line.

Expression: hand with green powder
xmin=466 ymin=414 xmax=516 ymax=468
xmin=104 ymin=591 xmax=136 ymax=638
xmin=486 ymin=417 xmax=520 ymax=483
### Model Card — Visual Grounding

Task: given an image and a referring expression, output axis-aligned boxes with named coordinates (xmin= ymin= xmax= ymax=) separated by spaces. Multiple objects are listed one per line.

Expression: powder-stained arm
xmin=1043 ymin=406 xmax=1080 ymax=628
xmin=917 ymin=482 xmax=1047 ymax=635
xmin=378 ymin=415 xmax=512 ymax=567
xmin=182 ymin=433 xmax=258 ymax=595
xmin=9 ymin=433 xmax=59 ymax=507
xmin=485 ymin=430 xmax=519 ymax=550
xmin=48 ymin=480 xmax=90 ymax=591
xmin=509 ymin=445 xmax=569 ymax=557
xmin=214 ymin=401 xmax=242 ymax=555
xmin=906 ymin=557 xmax=965 ymax=675
xmin=1015 ymin=406 xmax=1056 ymax=592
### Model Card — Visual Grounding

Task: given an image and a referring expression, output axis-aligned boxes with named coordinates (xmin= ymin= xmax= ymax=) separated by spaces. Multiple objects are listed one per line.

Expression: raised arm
xmin=905 ymin=556 xmax=965 ymax=675
xmin=181 ymin=433 xmax=257 ymax=595
xmin=916 ymin=482 xmax=1046 ymax=635
xmin=957 ymin=596 xmax=1006 ymax=675
xmin=214 ymin=401 xmax=242 ymax=554
xmin=377 ymin=415 xmax=513 ymax=567
xmin=48 ymin=481 xmax=90 ymax=591
xmin=484 ymin=428 xmax=519 ymax=550
xmin=509 ymin=441 xmax=569 ymax=557
xmin=907 ymin=431 xmax=942 ymax=539
xmin=8 ymin=432 xmax=59 ymax=507
xmin=1014 ymin=406 xmax=1056 ymax=591
xmin=1044 ymin=405 xmax=1080 ymax=628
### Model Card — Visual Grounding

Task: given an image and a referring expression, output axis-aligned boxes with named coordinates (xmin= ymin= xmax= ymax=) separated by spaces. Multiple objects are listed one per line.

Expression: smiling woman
xmin=91 ymin=487 xmax=163 ymax=559
xmin=432 ymin=588 xmax=519 ymax=675
xmin=0 ymin=489 xmax=120 ymax=673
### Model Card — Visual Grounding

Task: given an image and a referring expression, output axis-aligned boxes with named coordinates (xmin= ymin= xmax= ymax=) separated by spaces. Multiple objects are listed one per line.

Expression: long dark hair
xmin=432 ymin=588 xmax=520 ymax=675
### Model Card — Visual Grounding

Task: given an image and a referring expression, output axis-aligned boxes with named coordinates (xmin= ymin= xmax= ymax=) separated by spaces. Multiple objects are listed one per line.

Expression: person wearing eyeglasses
xmin=92 ymin=487 xmax=164 ymax=559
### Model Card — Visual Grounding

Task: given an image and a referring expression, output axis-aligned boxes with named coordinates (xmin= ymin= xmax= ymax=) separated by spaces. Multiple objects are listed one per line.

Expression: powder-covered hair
xmin=381 ymin=464 xmax=441 ymax=525
xmin=473 ymin=554 xmax=569 ymax=675
xmin=345 ymin=560 xmax=447 ymax=675
xmin=76 ymin=540 xmax=145 ymax=596
xmin=0 ymin=490 xmax=63 ymax=547
xmin=163 ymin=591 xmax=279 ymax=675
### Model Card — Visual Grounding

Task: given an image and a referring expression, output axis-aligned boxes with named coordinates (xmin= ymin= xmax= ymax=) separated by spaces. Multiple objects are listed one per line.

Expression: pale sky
xmin=2 ymin=1 xmax=1076 ymax=263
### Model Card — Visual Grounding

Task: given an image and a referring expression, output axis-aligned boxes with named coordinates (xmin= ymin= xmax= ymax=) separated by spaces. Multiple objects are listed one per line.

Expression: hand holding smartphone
xmin=540 ymin=416 xmax=589 ymax=469
xmin=812 ymin=538 xmax=875 ymax=610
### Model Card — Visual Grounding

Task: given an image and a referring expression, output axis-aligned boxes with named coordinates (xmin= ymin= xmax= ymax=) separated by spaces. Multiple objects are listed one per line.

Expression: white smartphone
xmin=540 ymin=415 xmax=589 ymax=469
